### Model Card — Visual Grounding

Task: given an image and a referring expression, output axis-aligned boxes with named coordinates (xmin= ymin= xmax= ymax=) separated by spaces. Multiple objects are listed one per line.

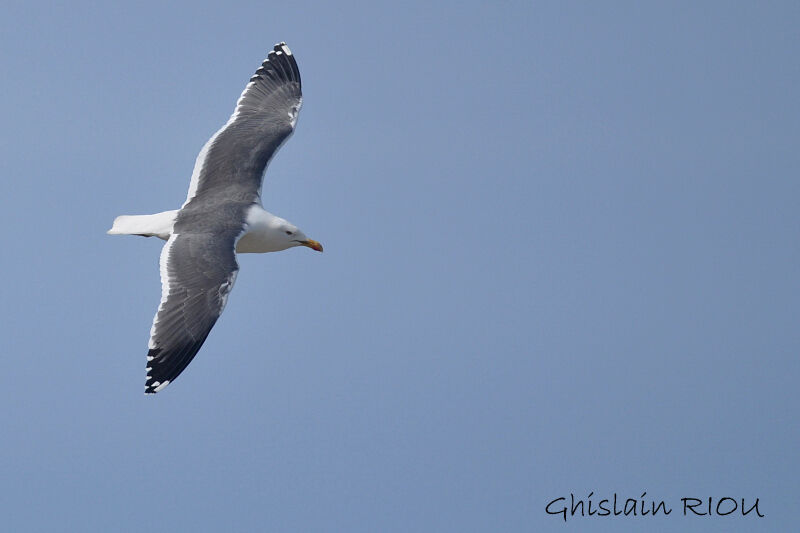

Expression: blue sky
xmin=1 ymin=1 xmax=798 ymax=531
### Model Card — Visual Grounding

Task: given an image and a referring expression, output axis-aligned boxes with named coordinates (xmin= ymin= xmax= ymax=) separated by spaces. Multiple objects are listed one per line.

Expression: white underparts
xmin=235 ymin=204 xmax=296 ymax=254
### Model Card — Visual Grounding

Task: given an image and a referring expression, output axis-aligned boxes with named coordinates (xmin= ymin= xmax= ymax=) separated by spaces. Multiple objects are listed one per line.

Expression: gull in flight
xmin=109 ymin=43 xmax=322 ymax=394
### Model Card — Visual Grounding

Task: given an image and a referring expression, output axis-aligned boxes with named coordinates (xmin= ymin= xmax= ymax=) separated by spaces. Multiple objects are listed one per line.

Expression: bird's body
xmin=109 ymin=205 xmax=310 ymax=253
xmin=108 ymin=43 xmax=322 ymax=394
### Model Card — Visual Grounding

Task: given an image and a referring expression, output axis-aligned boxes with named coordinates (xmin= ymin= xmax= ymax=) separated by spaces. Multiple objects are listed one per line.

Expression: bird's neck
xmin=235 ymin=205 xmax=289 ymax=253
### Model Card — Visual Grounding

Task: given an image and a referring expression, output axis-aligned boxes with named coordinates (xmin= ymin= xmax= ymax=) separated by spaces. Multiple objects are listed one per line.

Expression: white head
xmin=275 ymin=219 xmax=323 ymax=252
xmin=236 ymin=207 xmax=323 ymax=254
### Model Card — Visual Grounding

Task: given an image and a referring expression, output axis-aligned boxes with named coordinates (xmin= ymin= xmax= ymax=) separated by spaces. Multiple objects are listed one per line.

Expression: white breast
xmin=235 ymin=204 xmax=292 ymax=253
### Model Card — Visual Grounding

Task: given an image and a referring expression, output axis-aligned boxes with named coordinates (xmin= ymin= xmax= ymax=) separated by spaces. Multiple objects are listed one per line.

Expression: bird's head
xmin=280 ymin=222 xmax=323 ymax=252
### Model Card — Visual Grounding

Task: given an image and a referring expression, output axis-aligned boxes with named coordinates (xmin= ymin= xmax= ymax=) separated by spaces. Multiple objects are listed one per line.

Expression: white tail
xmin=107 ymin=210 xmax=178 ymax=241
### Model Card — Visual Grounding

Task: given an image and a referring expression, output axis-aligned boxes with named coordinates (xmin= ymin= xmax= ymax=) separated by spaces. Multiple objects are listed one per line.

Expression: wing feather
xmin=144 ymin=231 xmax=240 ymax=394
xmin=183 ymin=42 xmax=302 ymax=207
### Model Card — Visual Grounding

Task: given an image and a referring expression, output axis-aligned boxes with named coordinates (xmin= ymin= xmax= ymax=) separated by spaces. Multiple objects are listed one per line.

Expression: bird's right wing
xmin=144 ymin=230 xmax=241 ymax=394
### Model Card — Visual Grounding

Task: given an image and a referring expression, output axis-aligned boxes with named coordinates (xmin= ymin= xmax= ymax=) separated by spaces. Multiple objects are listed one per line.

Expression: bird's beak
xmin=301 ymin=239 xmax=323 ymax=252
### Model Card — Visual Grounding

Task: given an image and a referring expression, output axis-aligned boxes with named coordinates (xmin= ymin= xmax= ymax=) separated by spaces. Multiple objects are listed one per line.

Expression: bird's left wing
xmin=144 ymin=230 xmax=241 ymax=394
xmin=183 ymin=42 xmax=303 ymax=207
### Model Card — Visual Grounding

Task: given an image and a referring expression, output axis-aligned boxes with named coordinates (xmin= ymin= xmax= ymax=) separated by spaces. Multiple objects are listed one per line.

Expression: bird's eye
xmin=285 ymin=230 xmax=293 ymax=235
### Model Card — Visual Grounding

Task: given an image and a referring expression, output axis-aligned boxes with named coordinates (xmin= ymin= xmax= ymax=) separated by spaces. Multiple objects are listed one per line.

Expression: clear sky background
xmin=1 ymin=1 xmax=797 ymax=531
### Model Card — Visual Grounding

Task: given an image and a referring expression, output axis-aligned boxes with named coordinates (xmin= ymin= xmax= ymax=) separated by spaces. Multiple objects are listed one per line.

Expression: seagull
xmin=108 ymin=43 xmax=322 ymax=394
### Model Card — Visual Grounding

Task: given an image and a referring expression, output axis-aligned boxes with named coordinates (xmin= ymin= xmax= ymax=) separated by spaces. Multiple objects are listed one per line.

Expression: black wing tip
xmin=144 ymin=372 xmax=173 ymax=394
xmin=144 ymin=347 xmax=170 ymax=394
xmin=144 ymin=379 xmax=170 ymax=394
xmin=144 ymin=333 xmax=212 ymax=394
xmin=248 ymin=41 xmax=301 ymax=87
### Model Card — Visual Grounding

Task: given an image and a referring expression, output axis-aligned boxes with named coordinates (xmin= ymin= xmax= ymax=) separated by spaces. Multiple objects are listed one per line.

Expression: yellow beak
xmin=301 ymin=239 xmax=323 ymax=252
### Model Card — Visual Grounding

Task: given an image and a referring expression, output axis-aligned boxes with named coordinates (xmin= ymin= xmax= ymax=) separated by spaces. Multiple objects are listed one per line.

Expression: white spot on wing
xmin=288 ymin=98 xmax=302 ymax=128
xmin=218 ymin=270 xmax=239 ymax=310
xmin=153 ymin=380 xmax=170 ymax=392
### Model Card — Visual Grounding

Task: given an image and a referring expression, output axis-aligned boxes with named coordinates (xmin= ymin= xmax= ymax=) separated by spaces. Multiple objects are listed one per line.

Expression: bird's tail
xmin=107 ymin=210 xmax=178 ymax=241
